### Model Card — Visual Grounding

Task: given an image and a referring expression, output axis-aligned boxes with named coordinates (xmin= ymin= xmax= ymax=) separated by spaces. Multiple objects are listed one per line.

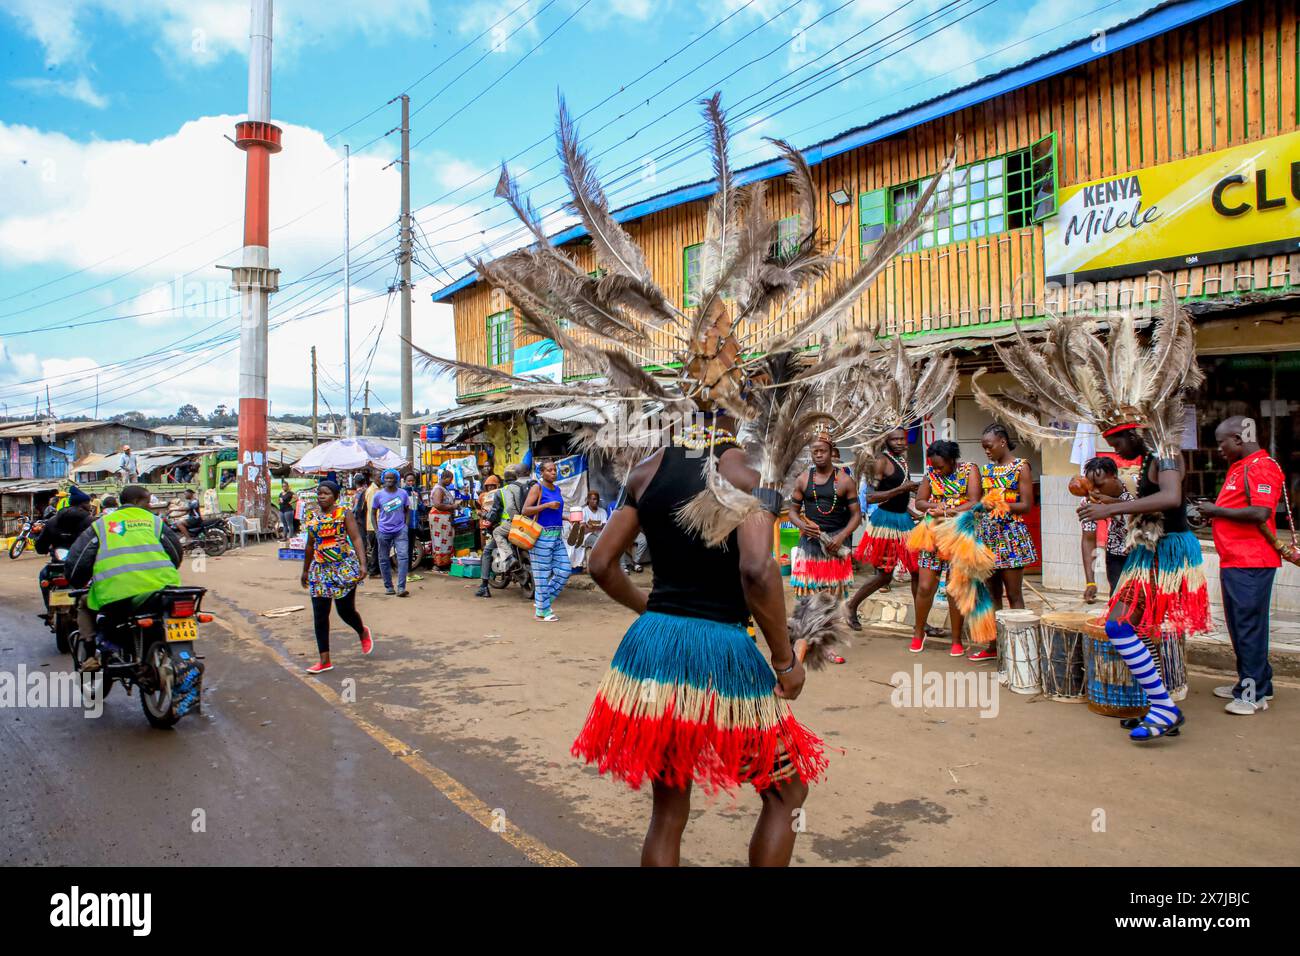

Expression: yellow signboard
xmin=1045 ymin=130 xmax=1300 ymax=283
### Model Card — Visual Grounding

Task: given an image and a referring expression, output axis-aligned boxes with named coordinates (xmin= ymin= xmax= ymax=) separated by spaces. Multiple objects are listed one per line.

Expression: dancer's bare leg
xmin=847 ymin=570 xmax=891 ymax=618
xmin=1002 ymin=566 xmax=1026 ymax=608
xmin=988 ymin=570 xmax=1006 ymax=610
xmin=749 ymin=776 xmax=809 ymax=867
xmin=643 ymin=781 xmax=692 ymax=866
xmin=913 ymin=568 xmax=940 ymax=642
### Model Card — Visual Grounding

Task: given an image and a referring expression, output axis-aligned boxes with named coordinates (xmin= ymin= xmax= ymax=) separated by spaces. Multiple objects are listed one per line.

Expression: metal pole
xmin=311 ymin=345 xmax=319 ymax=444
xmin=344 ymin=142 xmax=354 ymax=438
xmin=399 ymin=94 xmax=413 ymax=464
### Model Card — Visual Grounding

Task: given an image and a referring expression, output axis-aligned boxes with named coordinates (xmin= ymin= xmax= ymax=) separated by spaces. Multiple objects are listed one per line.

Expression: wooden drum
xmin=1083 ymin=620 xmax=1152 ymax=719
xmin=1037 ymin=611 xmax=1091 ymax=702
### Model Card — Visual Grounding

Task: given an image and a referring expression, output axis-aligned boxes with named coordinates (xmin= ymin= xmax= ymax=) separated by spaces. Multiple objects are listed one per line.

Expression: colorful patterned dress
xmin=916 ymin=465 xmax=971 ymax=572
xmin=429 ymin=484 xmax=455 ymax=570
xmin=978 ymin=459 xmax=1038 ymax=570
xmin=305 ymin=506 xmax=362 ymax=599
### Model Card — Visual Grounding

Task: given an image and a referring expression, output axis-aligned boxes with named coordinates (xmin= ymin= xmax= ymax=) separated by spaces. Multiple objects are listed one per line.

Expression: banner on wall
xmin=534 ymin=453 xmax=588 ymax=510
xmin=1044 ymin=129 xmax=1300 ymax=283
xmin=514 ymin=339 xmax=563 ymax=382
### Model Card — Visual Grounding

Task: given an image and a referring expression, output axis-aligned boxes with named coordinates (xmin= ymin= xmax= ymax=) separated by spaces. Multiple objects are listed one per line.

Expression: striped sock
xmin=1105 ymin=620 xmax=1180 ymax=728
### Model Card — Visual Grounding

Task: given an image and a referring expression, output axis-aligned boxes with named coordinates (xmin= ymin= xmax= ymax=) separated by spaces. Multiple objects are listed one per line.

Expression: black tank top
xmin=633 ymin=447 xmax=750 ymax=625
xmin=1138 ymin=452 xmax=1188 ymax=532
xmin=877 ymin=453 xmax=911 ymax=514
xmin=803 ymin=467 xmax=851 ymax=533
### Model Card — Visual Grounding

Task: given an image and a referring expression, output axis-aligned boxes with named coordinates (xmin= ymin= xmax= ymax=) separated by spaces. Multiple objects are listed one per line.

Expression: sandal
xmin=845 ymin=610 xmax=862 ymax=632
xmin=1128 ymin=710 xmax=1185 ymax=742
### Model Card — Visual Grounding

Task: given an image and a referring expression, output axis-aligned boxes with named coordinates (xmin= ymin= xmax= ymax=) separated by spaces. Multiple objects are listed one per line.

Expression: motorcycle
xmin=40 ymin=548 xmax=75 ymax=654
xmin=487 ymin=541 xmax=534 ymax=598
xmin=8 ymin=514 xmax=42 ymax=559
xmin=68 ymin=585 xmax=210 ymax=729
xmin=171 ymin=516 xmax=231 ymax=558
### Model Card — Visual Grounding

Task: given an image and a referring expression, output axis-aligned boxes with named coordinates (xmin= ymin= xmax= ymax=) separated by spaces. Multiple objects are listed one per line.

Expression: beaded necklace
xmin=673 ymin=423 xmax=738 ymax=451
xmin=884 ymin=450 xmax=909 ymax=479
xmin=928 ymin=464 xmax=969 ymax=503
xmin=809 ymin=466 xmax=840 ymax=515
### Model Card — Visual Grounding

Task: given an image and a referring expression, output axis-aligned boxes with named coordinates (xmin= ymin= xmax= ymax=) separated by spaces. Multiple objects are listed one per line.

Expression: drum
xmin=1037 ymin=611 xmax=1091 ymax=702
xmin=1158 ymin=630 xmax=1188 ymax=702
xmin=996 ymin=609 xmax=1041 ymax=695
xmin=1083 ymin=620 xmax=1152 ymax=719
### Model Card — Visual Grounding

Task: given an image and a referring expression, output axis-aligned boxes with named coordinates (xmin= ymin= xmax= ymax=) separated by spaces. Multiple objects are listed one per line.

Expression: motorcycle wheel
xmin=9 ymin=535 xmax=27 ymax=559
xmin=54 ymin=614 xmax=71 ymax=654
xmin=487 ymin=570 xmax=510 ymax=589
xmin=70 ymin=630 xmax=108 ymax=706
xmin=201 ymin=530 xmax=229 ymax=558
xmin=140 ymin=642 xmax=180 ymax=729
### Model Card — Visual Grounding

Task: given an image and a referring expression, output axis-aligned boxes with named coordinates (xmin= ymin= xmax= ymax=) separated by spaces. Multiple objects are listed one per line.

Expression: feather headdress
xmin=970 ymin=274 xmax=1202 ymax=459
xmin=417 ymin=92 xmax=956 ymax=541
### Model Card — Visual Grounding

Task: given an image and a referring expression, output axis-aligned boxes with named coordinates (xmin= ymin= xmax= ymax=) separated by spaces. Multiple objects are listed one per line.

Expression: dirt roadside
xmin=5 ymin=542 xmax=1298 ymax=866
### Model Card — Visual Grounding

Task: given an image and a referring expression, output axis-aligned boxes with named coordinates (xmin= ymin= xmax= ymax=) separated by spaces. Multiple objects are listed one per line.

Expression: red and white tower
xmin=225 ymin=0 xmax=281 ymax=522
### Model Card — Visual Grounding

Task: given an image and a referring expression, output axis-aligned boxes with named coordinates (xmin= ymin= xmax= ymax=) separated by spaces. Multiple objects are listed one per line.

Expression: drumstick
xmin=1024 ymin=580 xmax=1055 ymax=608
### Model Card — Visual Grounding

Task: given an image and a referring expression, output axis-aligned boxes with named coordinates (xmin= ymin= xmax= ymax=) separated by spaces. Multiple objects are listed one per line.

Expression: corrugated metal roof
xmin=431 ymin=0 xmax=1242 ymax=303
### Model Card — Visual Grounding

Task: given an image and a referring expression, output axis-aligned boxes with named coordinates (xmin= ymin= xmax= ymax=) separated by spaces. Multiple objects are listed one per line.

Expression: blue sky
xmin=0 ymin=0 xmax=1156 ymax=420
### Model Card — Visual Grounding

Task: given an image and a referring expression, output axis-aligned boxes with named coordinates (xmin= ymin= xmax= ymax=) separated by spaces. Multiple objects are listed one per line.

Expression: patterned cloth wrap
xmin=306 ymin=506 xmax=361 ymax=599
xmin=912 ymin=466 xmax=971 ymax=573
xmin=571 ymin=611 xmax=827 ymax=794
xmin=978 ymin=459 xmax=1038 ymax=569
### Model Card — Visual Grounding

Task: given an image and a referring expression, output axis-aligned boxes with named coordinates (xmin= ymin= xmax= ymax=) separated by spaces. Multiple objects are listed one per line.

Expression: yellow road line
xmin=211 ymin=606 xmax=577 ymax=867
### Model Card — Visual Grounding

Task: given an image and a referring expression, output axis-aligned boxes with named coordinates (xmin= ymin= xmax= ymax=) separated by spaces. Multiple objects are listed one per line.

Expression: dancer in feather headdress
xmin=419 ymin=92 xmax=953 ymax=864
xmin=843 ymin=339 xmax=959 ymax=632
xmin=973 ymin=276 xmax=1207 ymax=742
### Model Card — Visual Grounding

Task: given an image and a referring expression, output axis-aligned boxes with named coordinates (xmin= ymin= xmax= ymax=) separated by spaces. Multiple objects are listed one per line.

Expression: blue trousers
xmin=1220 ymin=567 xmax=1276 ymax=699
xmin=531 ymin=531 xmax=571 ymax=614
xmin=378 ymin=531 xmax=409 ymax=592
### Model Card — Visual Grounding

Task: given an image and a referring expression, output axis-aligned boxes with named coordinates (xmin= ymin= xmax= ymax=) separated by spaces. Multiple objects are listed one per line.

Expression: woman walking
xmin=300 ymin=480 xmax=373 ymax=674
xmin=522 ymin=460 xmax=571 ymax=621
xmin=573 ymin=421 xmax=824 ymax=866
xmin=909 ymin=441 xmax=982 ymax=657
xmin=977 ymin=424 xmax=1037 ymax=657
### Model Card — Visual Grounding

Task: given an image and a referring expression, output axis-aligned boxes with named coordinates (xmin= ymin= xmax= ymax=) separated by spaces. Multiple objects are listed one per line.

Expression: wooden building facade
xmin=438 ymin=0 xmax=1300 ymax=401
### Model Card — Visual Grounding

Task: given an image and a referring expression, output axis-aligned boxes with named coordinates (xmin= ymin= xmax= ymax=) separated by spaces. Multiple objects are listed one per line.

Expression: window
xmin=878 ymin=133 xmax=1058 ymax=254
xmin=773 ymin=215 xmax=802 ymax=261
xmin=859 ymin=188 xmax=888 ymax=247
xmin=683 ymin=243 xmax=703 ymax=308
xmin=487 ymin=309 xmax=514 ymax=366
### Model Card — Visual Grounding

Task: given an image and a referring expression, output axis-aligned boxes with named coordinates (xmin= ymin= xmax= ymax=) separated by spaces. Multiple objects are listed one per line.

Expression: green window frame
xmin=773 ymin=214 xmax=802 ymax=261
xmin=683 ymin=243 xmax=703 ymax=308
xmin=870 ymin=133 xmax=1058 ymax=255
xmin=487 ymin=309 xmax=514 ymax=366
xmin=859 ymin=188 xmax=888 ymax=247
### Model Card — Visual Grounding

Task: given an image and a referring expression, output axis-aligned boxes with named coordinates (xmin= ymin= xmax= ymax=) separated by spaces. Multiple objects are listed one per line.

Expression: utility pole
xmin=344 ymin=142 xmax=354 ymax=438
xmin=223 ymin=0 xmax=281 ymax=523
xmin=45 ymin=384 xmax=52 ymax=418
xmin=399 ymin=94 xmax=413 ymax=465
xmin=311 ymin=346 xmax=319 ymax=443
xmin=361 ymin=380 xmax=371 ymax=437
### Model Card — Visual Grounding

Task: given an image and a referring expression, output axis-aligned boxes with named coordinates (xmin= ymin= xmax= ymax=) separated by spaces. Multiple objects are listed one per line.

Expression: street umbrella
xmin=292 ymin=437 xmax=407 ymax=474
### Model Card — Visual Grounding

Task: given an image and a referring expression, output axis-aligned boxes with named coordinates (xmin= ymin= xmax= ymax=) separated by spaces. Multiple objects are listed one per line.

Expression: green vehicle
xmin=214 ymin=462 xmax=316 ymax=514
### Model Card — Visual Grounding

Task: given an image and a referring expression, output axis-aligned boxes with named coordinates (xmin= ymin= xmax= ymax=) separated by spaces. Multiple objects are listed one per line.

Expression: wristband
xmin=774 ymin=657 xmax=797 ymax=675
xmin=1085 ymin=582 xmax=1097 ymax=587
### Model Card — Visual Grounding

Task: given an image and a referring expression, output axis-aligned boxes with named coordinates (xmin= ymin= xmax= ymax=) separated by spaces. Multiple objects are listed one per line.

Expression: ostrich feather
xmin=789 ymin=591 xmax=849 ymax=671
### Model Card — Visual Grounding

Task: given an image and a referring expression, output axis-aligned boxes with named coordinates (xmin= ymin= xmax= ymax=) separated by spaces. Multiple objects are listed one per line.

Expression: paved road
xmin=0 ymin=585 xmax=618 ymax=866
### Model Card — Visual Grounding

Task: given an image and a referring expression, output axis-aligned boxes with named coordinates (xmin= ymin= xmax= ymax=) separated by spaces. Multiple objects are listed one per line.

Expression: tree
xmin=176 ymin=404 xmax=202 ymax=423
xmin=111 ymin=411 xmax=148 ymax=426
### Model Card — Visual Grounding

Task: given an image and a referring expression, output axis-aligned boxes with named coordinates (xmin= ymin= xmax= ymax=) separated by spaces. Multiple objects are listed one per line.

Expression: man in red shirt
xmin=1197 ymin=416 xmax=1285 ymax=716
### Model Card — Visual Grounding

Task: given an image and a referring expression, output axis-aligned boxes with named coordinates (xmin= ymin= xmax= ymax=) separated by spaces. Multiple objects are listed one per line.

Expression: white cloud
xmin=10 ymin=73 xmax=109 ymax=109
xmin=0 ymin=111 xmax=491 ymax=418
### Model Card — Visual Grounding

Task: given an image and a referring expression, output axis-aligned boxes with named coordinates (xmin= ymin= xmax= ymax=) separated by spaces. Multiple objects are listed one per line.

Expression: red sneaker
xmin=359 ymin=626 xmax=374 ymax=655
xmin=306 ymin=661 xmax=334 ymax=674
xmin=949 ymin=642 xmax=966 ymax=657
xmin=968 ymin=647 xmax=997 ymax=662
xmin=909 ymin=635 xmax=926 ymax=653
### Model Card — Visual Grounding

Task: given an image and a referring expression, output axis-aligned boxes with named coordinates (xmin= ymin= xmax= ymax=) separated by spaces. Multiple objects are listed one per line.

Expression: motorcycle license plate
xmin=165 ymin=618 xmax=197 ymax=642
xmin=48 ymin=591 xmax=73 ymax=608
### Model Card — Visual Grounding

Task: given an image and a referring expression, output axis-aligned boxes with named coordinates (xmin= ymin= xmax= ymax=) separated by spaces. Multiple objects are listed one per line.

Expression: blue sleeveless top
xmin=537 ymin=483 xmax=564 ymax=528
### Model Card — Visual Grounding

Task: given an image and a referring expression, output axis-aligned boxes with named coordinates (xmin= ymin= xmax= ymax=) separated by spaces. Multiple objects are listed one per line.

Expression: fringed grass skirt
xmin=571 ymin=611 xmax=828 ymax=794
xmin=854 ymin=508 xmax=918 ymax=573
xmin=1107 ymin=530 xmax=1211 ymax=639
xmin=791 ymin=535 xmax=853 ymax=597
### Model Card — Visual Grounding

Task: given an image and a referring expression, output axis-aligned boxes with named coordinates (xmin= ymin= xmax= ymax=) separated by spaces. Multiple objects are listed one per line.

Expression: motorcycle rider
xmin=476 ymin=464 xmax=525 ymax=598
xmin=66 ymin=484 xmax=184 ymax=672
xmin=34 ymin=485 xmax=95 ymax=616
xmin=183 ymin=488 xmax=203 ymax=536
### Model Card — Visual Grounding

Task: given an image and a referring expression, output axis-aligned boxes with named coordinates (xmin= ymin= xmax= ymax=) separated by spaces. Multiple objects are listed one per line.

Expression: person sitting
xmin=183 ymin=489 xmax=203 ymax=535
xmin=568 ymin=490 xmax=608 ymax=572
xmin=66 ymin=485 xmax=184 ymax=671
xmin=34 ymin=486 xmax=95 ymax=616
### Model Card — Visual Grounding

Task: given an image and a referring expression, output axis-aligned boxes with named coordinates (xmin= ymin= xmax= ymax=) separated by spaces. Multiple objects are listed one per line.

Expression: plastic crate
xmin=278 ymin=548 xmax=305 ymax=561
